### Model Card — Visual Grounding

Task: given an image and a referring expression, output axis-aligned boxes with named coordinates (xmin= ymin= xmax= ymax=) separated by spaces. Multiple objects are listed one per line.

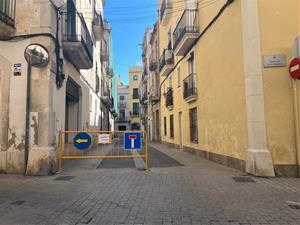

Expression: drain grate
xmin=54 ymin=176 xmax=75 ymax=181
xmin=11 ymin=200 xmax=25 ymax=206
xmin=232 ymin=176 xmax=255 ymax=183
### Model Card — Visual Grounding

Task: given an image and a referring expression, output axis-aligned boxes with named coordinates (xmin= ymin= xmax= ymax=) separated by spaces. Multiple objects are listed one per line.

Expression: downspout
xmin=292 ymin=80 xmax=299 ymax=177
xmin=24 ymin=63 xmax=32 ymax=175
xmin=292 ymin=38 xmax=300 ymax=177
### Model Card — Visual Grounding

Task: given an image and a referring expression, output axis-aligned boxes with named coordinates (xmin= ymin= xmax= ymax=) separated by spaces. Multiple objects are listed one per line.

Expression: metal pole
xmin=24 ymin=63 xmax=31 ymax=175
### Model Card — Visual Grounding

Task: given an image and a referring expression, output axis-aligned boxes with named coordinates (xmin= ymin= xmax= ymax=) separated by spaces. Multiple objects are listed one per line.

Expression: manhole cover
xmin=54 ymin=176 xmax=75 ymax=181
xmin=11 ymin=200 xmax=25 ymax=206
xmin=232 ymin=176 xmax=255 ymax=183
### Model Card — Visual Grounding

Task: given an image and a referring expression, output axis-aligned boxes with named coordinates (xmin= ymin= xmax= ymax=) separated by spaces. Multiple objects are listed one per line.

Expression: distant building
xmin=129 ymin=67 xmax=143 ymax=130
xmin=115 ymin=75 xmax=130 ymax=131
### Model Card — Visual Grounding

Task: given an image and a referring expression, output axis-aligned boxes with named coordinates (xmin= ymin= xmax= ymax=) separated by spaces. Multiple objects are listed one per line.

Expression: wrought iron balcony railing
xmin=173 ymin=9 xmax=199 ymax=51
xmin=183 ymin=73 xmax=197 ymax=100
xmin=165 ymin=87 xmax=173 ymax=107
xmin=159 ymin=48 xmax=174 ymax=72
xmin=61 ymin=11 xmax=94 ymax=62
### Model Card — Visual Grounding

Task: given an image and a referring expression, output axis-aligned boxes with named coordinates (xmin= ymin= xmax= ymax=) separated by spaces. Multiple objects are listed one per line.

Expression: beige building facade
xmin=129 ymin=67 xmax=142 ymax=130
xmin=0 ymin=0 xmax=115 ymax=175
xmin=158 ymin=0 xmax=300 ymax=177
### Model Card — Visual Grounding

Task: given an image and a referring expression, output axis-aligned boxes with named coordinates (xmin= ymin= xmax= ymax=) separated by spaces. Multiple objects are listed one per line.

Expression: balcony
xmin=0 ymin=0 xmax=16 ymax=36
xmin=165 ymin=88 xmax=173 ymax=110
xmin=131 ymin=111 xmax=139 ymax=117
xmin=101 ymin=40 xmax=109 ymax=62
xmin=118 ymin=101 xmax=127 ymax=109
xmin=101 ymin=86 xmax=113 ymax=108
xmin=62 ymin=12 xmax=93 ymax=69
xmin=92 ymin=10 xmax=103 ymax=41
xmin=159 ymin=48 xmax=174 ymax=76
xmin=183 ymin=73 xmax=197 ymax=102
xmin=160 ymin=0 xmax=171 ymax=25
xmin=106 ymin=67 xmax=113 ymax=78
xmin=116 ymin=117 xmax=130 ymax=123
xmin=149 ymin=52 xmax=158 ymax=71
xmin=173 ymin=9 xmax=200 ymax=56
xmin=149 ymin=93 xmax=159 ymax=103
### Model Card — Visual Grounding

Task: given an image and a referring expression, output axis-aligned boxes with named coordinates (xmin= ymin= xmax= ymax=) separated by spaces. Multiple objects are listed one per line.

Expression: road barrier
xmin=57 ymin=130 xmax=148 ymax=172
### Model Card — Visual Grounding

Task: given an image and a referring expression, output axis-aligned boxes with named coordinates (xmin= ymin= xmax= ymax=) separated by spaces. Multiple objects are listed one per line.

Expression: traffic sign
xmin=289 ymin=58 xmax=300 ymax=79
xmin=73 ymin=132 xmax=92 ymax=150
xmin=124 ymin=132 xmax=142 ymax=150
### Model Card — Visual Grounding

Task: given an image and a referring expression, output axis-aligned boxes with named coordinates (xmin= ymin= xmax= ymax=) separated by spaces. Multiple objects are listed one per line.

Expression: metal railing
xmin=159 ymin=48 xmax=174 ymax=72
xmin=173 ymin=9 xmax=199 ymax=50
xmin=149 ymin=50 xmax=158 ymax=71
xmin=160 ymin=0 xmax=170 ymax=21
xmin=61 ymin=11 xmax=94 ymax=61
xmin=116 ymin=116 xmax=130 ymax=122
xmin=118 ymin=101 xmax=127 ymax=108
xmin=0 ymin=0 xmax=16 ymax=27
xmin=101 ymin=40 xmax=109 ymax=61
xmin=92 ymin=9 xmax=103 ymax=29
xmin=183 ymin=73 xmax=197 ymax=99
xmin=165 ymin=88 xmax=173 ymax=107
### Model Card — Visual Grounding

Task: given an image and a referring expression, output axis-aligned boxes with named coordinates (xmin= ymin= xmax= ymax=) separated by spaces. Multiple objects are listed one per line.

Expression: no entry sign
xmin=289 ymin=58 xmax=300 ymax=79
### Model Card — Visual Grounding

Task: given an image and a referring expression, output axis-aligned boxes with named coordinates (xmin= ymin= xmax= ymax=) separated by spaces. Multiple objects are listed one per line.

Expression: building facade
xmin=0 ymin=0 xmax=115 ymax=175
xmin=147 ymin=23 xmax=160 ymax=142
xmin=129 ymin=67 xmax=142 ymax=130
xmin=140 ymin=27 xmax=153 ymax=137
xmin=157 ymin=0 xmax=300 ymax=177
xmin=115 ymin=75 xmax=130 ymax=131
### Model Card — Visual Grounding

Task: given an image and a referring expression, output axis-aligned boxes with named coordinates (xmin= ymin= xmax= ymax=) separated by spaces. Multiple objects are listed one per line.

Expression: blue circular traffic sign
xmin=73 ymin=132 xmax=92 ymax=150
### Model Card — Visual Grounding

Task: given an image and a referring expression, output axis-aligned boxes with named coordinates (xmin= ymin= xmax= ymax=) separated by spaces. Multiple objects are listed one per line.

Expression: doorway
xmin=178 ymin=112 xmax=183 ymax=149
xmin=65 ymin=78 xmax=80 ymax=142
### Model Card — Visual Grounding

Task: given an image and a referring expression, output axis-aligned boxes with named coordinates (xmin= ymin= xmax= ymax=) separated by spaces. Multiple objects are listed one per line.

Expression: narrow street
xmin=0 ymin=143 xmax=299 ymax=225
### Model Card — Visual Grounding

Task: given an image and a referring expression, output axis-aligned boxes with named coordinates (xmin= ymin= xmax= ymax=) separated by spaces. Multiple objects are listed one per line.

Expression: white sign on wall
xmin=263 ymin=54 xmax=286 ymax=68
xmin=98 ymin=134 xmax=111 ymax=144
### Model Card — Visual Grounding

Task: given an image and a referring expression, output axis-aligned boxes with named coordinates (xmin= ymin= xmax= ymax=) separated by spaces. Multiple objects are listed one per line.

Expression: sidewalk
xmin=0 ymin=142 xmax=299 ymax=225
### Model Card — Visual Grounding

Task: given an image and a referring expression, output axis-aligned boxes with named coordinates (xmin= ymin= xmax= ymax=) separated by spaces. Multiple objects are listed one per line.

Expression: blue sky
xmin=104 ymin=0 xmax=158 ymax=85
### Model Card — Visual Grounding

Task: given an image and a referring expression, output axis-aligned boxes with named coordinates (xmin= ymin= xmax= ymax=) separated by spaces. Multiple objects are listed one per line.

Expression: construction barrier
xmin=57 ymin=130 xmax=148 ymax=172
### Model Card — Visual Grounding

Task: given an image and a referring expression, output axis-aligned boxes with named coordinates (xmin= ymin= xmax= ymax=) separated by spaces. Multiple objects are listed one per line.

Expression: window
xmin=188 ymin=52 xmax=195 ymax=74
xmin=95 ymin=75 xmax=100 ymax=93
xmin=119 ymin=110 xmax=125 ymax=119
xmin=189 ymin=108 xmax=198 ymax=143
xmin=133 ymin=75 xmax=138 ymax=80
xmin=177 ymin=67 xmax=181 ymax=87
xmin=132 ymin=103 xmax=139 ymax=115
xmin=164 ymin=116 xmax=167 ymax=136
xmin=133 ymin=88 xmax=139 ymax=99
xmin=170 ymin=115 xmax=174 ymax=138
xmin=169 ymin=74 xmax=172 ymax=88
xmin=167 ymin=29 xmax=172 ymax=49
xmin=120 ymin=96 xmax=124 ymax=101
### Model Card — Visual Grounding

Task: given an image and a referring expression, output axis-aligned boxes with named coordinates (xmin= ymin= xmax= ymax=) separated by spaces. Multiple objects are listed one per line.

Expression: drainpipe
xmin=292 ymin=37 xmax=300 ymax=177
xmin=292 ymin=80 xmax=299 ymax=177
xmin=24 ymin=63 xmax=32 ymax=175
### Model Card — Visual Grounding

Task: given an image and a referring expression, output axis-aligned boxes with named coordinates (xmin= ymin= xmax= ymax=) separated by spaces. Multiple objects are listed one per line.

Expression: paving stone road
xmin=0 ymin=142 xmax=299 ymax=225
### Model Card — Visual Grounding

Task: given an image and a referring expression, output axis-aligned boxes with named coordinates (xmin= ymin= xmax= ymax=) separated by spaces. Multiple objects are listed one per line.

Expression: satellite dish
xmin=24 ymin=44 xmax=49 ymax=68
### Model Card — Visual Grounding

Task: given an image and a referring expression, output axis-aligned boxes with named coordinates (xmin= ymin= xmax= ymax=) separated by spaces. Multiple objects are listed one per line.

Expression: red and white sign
xmin=98 ymin=134 xmax=111 ymax=144
xmin=289 ymin=58 xmax=300 ymax=79
xmin=129 ymin=135 xmax=137 ymax=148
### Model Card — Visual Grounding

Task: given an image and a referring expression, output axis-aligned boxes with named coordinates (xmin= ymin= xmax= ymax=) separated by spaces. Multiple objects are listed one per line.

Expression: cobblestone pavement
xmin=0 ymin=143 xmax=299 ymax=225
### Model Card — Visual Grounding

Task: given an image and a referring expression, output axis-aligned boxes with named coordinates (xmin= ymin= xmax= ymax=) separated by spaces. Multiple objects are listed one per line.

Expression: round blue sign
xmin=73 ymin=132 xmax=92 ymax=150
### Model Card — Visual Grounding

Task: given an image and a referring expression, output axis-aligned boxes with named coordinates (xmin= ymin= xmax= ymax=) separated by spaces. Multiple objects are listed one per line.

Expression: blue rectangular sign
xmin=124 ymin=132 xmax=142 ymax=150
